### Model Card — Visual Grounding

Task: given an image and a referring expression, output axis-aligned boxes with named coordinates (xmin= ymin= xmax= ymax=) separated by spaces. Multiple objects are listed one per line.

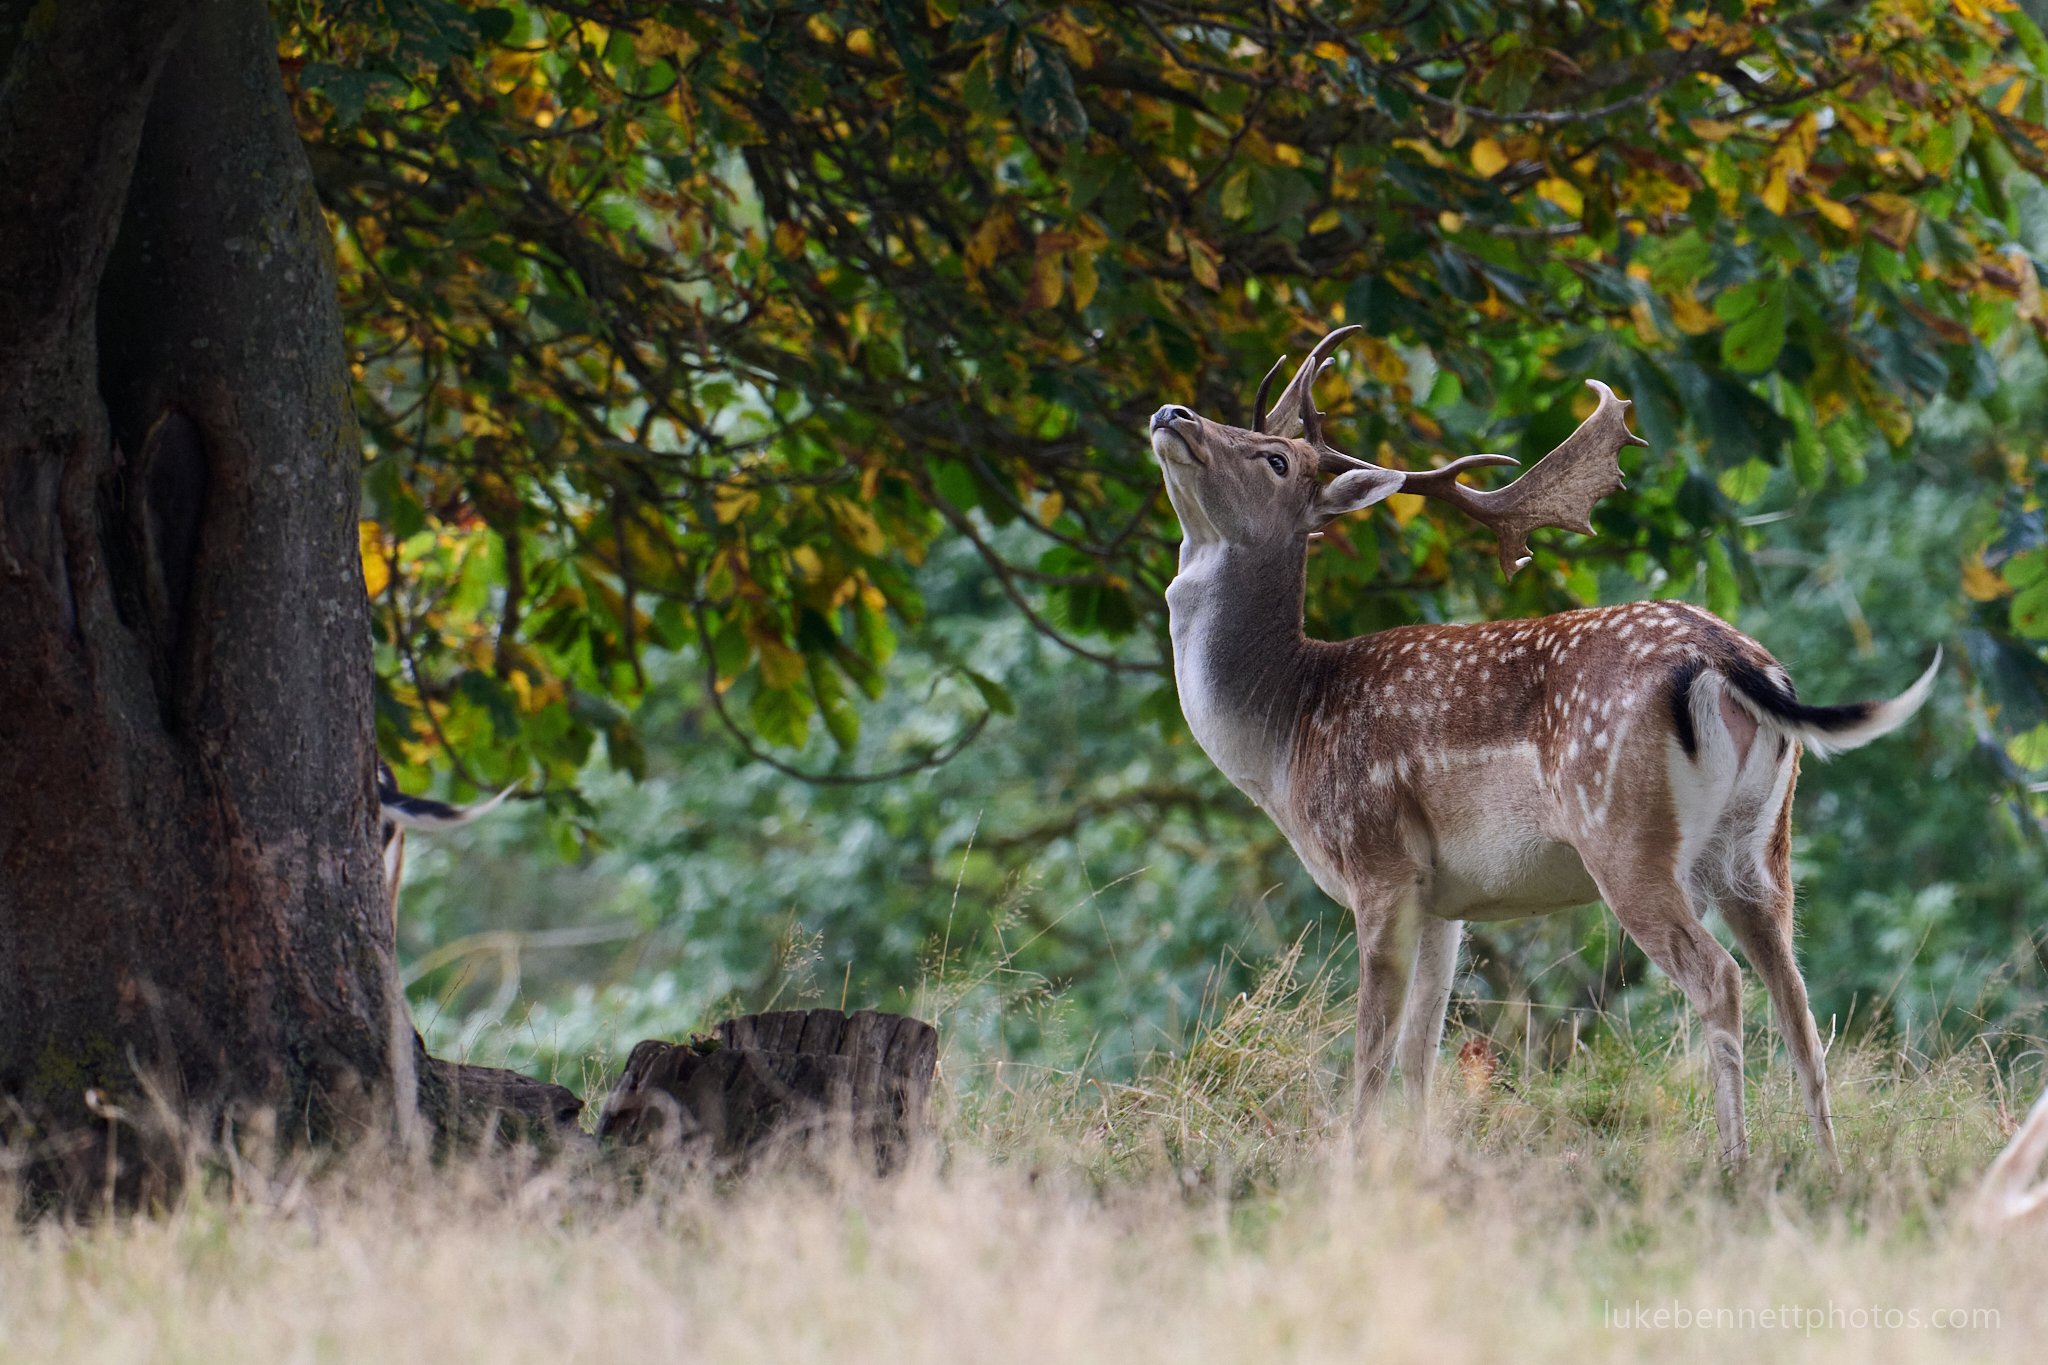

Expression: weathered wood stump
xmin=420 ymin=1053 xmax=587 ymax=1151
xmin=597 ymin=1008 xmax=937 ymax=1171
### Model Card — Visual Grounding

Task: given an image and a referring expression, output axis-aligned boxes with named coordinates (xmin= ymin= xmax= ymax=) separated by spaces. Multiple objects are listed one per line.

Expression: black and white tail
xmin=1725 ymin=648 xmax=1940 ymax=759
xmin=377 ymin=760 xmax=516 ymax=923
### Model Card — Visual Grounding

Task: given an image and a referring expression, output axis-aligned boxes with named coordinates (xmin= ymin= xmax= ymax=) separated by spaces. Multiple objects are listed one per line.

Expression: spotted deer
xmin=1977 ymin=1087 xmax=2048 ymax=1226
xmin=1150 ymin=326 xmax=1937 ymax=1165
xmin=377 ymin=760 xmax=515 ymax=928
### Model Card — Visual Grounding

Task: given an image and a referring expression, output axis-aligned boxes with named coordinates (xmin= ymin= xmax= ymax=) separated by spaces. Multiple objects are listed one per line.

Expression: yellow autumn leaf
xmin=713 ymin=484 xmax=759 ymax=524
xmin=772 ymin=221 xmax=806 ymax=257
xmin=1535 ymin=177 xmax=1583 ymax=216
xmin=1666 ymin=288 xmax=1718 ymax=335
xmin=966 ymin=208 xmax=1013 ymax=272
xmin=358 ymin=521 xmax=390 ymax=597
xmin=1630 ymin=297 xmax=1661 ymax=345
xmin=1049 ymin=15 xmax=1096 ymax=67
xmin=1760 ymin=167 xmax=1790 ymax=216
xmin=1470 ymin=137 xmax=1508 ymax=177
xmin=1185 ymin=238 xmax=1220 ymax=291
xmin=845 ymin=28 xmax=875 ymax=57
xmin=1039 ymin=490 xmax=1064 ymax=526
xmin=830 ymin=497 xmax=888 ymax=555
xmin=1308 ymin=208 xmax=1342 ymax=234
xmin=1808 ymin=192 xmax=1856 ymax=231
xmin=1312 ymin=40 xmax=1347 ymax=61
xmin=1963 ymin=551 xmax=2011 ymax=602
xmin=1870 ymin=398 xmax=1913 ymax=447
xmin=1027 ymin=242 xmax=1064 ymax=310
xmin=1069 ymin=245 xmax=1099 ymax=309
xmin=1359 ymin=336 xmax=1407 ymax=385
xmin=1956 ymin=0 xmax=2014 ymax=21
xmin=1386 ymin=492 xmax=1426 ymax=526
xmin=1760 ymin=111 xmax=1816 ymax=216
xmin=1999 ymin=76 xmax=2028 ymax=116
xmin=1688 ymin=118 xmax=1741 ymax=142
xmin=1438 ymin=210 xmax=1466 ymax=233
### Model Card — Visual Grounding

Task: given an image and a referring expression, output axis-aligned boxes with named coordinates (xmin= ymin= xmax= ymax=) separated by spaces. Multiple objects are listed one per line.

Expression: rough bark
xmin=0 ymin=0 xmax=409 ymax=1202
xmin=597 ymin=1010 xmax=938 ymax=1172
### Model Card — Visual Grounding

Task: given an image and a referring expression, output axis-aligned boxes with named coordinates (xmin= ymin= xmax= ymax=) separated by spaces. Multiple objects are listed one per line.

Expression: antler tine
xmin=1251 ymin=354 xmax=1289 ymax=434
xmin=1401 ymin=379 xmax=1647 ymax=578
xmin=1264 ymin=324 xmax=1361 ymax=441
xmin=1319 ymin=443 xmax=1519 ymax=485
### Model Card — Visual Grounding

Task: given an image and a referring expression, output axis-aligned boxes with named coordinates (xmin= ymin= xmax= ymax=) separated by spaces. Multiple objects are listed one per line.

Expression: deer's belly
xmin=1417 ymin=747 xmax=1601 ymax=920
xmin=1427 ymin=833 xmax=1600 ymax=921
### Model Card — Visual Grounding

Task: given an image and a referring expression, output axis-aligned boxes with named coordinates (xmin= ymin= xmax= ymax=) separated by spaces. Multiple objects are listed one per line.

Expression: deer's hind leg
xmin=1580 ymin=837 xmax=1749 ymax=1165
xmin=1713 ymin=751 xmax=1839 ymax=1166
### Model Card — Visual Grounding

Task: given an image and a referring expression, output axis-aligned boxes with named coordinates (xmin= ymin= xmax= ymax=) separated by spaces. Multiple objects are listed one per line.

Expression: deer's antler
xmin=1257 ymin=325 xmax=1359 ymax=442
xmin=1325 ymin=379 xmax=1645 ymax=578
xmin=1266 ymin=328 xmax=1644 ymax=575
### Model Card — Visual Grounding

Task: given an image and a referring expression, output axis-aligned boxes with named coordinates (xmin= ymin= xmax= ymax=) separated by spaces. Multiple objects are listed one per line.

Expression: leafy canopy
xmin=280 ymin=0 xmax=2048 ymax=804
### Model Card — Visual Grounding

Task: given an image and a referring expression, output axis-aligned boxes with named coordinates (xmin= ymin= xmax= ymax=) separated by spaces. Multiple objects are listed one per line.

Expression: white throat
xmin=1164 ymin=540 xmax=1306 ymax=813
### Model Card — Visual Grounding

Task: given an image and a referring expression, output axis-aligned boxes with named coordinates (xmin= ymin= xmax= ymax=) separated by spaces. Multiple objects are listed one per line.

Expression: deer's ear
xmin=1304 ymin=466 xmax=1404 ymax=530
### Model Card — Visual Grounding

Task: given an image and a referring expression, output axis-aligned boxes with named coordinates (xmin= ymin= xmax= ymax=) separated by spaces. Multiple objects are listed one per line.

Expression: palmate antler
xmin=1258 ymin=326 xmax=1648 ymax=577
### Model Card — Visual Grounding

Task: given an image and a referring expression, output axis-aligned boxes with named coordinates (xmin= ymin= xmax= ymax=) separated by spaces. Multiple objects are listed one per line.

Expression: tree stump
xmin=419 ymin=1053 xmax=587 ymax=1153
xmin=596 ymin=1009 xmax=937 ymax=1171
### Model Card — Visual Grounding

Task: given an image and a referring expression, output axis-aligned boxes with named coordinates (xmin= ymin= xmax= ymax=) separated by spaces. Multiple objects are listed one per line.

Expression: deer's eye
xmin=1265 ymin=454 xmax=1289 ymax=477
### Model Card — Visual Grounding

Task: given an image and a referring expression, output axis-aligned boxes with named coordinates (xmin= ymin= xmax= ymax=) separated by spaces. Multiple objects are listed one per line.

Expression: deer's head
xmin=1150 ymin=325 xmax=1647 ymax=574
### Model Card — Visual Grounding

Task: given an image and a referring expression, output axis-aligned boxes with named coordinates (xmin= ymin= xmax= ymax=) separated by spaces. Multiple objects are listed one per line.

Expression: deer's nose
xmin=1151 ymin=404 xmax=1195 ymax=430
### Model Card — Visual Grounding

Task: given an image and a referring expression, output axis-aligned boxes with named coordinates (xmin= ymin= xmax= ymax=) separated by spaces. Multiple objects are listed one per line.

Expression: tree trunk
xmin=0 ymin=0 xmax=421 ymax=1202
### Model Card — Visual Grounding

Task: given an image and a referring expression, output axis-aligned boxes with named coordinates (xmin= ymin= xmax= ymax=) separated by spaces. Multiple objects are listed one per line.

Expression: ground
xmin=2 ymin=962 xmax=2043 ymax=1364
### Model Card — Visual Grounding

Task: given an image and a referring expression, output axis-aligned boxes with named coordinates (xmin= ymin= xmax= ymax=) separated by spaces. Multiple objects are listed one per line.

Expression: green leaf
xmin=2006 ymin=548 xmax=2048 ymax=590
xmin=1705 ymin=538 xmax=1740 ymax=619
xmin=749 ymin=685 xmax=815 ymax=749
xmin=2014 ymin=580 xmax=2048 ymax=640
xmin=1015 ymin=35 xmax=1087 ymax=140
xmin=1784 ymin=386 xmax=1827 ymax=490
xmin=808 ymin=652 xmax=861 ymax=750
xmin=965 ymin=670 xmax=1016 ymax=716
xmin=1717 ymin=458 xmax=1771 ymax=505
xmin=855 ymin=601 xmax=897 ymax=669
xmin=1720 ymin=285 xmax=1787 ymax=374
xmin=474 ymin=7 xmax=515 ymax=43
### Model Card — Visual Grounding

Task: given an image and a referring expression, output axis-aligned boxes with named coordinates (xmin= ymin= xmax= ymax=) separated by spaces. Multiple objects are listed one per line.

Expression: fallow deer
xmin=378 ymin=760 xmax=515 ymax=928
xmin=1150 ymin=325 xmax=1937 ymax=1165
xmin=1977 ymin=1087 xmax=2048 ymax=1226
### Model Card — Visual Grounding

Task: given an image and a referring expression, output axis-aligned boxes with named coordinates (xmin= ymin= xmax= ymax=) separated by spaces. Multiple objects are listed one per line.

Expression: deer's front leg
xmin=1396 ymin=915 xmax=1464 ymax=1119
xmin=1350 ymin=876 xmax=1424 ymax=1124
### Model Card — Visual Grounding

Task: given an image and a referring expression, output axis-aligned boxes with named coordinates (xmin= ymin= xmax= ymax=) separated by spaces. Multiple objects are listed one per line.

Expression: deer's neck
xmin=1164 ymin=538 xmax=1311 ymax=812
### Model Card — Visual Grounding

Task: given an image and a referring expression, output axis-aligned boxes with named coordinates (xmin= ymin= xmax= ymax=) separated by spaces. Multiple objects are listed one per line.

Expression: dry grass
xmin=3 ymin=960 xmax=2046 ymax=1365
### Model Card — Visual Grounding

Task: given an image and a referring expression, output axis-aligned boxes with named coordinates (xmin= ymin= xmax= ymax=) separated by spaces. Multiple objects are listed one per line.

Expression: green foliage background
xmin=274 ymin=0 xmax=2048 ymax=1085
